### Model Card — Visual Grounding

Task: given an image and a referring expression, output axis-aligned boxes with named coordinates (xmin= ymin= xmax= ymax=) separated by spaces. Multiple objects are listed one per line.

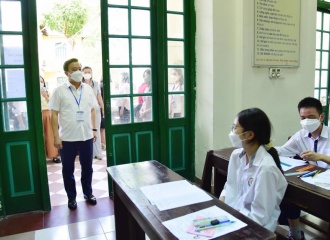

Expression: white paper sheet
xmin=280 ymin=156 xmax=307 ymax=171
xmin=300 ymin=169 xmax=330 ymax=190
xmin=140 ymin=180 xmax=212 ymax=211
xmin=162 ymin=205 xmax=247 ymax=240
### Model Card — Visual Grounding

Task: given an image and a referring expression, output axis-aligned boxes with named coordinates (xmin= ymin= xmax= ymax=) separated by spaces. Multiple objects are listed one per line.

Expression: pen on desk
xmin=297 ymin=171 xmax=311 ymax=178
xmin=312 ymin=170 xmax=321 ymax=178
xmin=195 ymin=221 xmax=235 ymax=232
xmin=301 ymin=170 xmax=318 ymax=178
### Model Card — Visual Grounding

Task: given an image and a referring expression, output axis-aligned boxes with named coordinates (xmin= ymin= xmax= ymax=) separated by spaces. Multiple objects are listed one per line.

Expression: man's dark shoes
xmin=84 ymin=194 xmax=97 ymax=205
xmin=68 ymin=199 xmax=77 ymax=210
xmin=52 ymin=157 xmax=61 ymax=163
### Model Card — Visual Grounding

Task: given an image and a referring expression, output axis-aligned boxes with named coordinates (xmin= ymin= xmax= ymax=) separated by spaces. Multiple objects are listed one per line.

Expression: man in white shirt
xmin=276 ymin=97 xmax=330 ymax=240
xmin=49 ymin=58 xmax=98 ymax=210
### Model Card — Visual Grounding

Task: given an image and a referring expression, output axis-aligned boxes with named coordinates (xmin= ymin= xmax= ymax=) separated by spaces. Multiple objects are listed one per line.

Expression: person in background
xmin=276 ymin=97 xmax=330 ymax=240
xmin=139 ymin=69 xmax=152 ymax=121
xmin=49 ymin=58 xmax=98 ymax=210
xmin=40 ymin=76 xmax=61 ymax=163
xmin=220 ymin=108 xmax=287 ymax=232
xmin=82 ymin=66 xmax=104 ymax=160
xmin=135 ymin=69 xmax=149 ymax=121
xmin=117 ymin=72 xmax=130 ymax=123
xmin=169 ymin=68 xmax=184 ymax=118
xmin=99 ymin=77 xmax=106 ymax=150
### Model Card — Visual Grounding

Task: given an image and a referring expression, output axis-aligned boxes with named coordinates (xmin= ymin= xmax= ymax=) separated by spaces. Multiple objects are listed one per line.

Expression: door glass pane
xmin=109 ymin=38 xmax=129 ymax=65
xmin=168 ymin=41 xmax=184 ymax=65
xmin=131 ymin=0 xmax=149 ymax=7
xmin=316 ymin=31 xmax=321 ymax=49
xmin=168 ymin=94 xmax=184 ymax=118
xmin=317 ymin=12 xmax=322 ymax=30
xmin=2 ymin=101 xmax=28 ymax=131
xmin=323 ymin=33 xmax=329 ymax=50
xmin=110 ymin=68 xmax=130 ymax=95
xmin=1 ymin=69 xmax=26 ymax=98
xmin=108 ymin=0 xmax=128 ymax=6
xmin=324 ymin=13 xmax=330 ymax=31
xmin=168 ymin=68 xmax=184 ymax=92
xmin=322 ymin=52 xmax=329 ymax=69
xmin=321 ymin=89 xmax=327 ymax=106
xmin=0 ymin=35 xmax=24 ymax=65
xmin=132 ymin=68 xmax=151 ymax=94
xmin=134 ymin=95 xmax=152 ymax=122
xmin=167 ymin=14 xmax=183 ymax=39
xmin=314 ymin=89 xmax=319 ymax=100
xmin=321 ymin=70 xmax=328 ymax=87
xmin=0 ymin=1 xmax=22 ymax=31
xmin=132 ymin=39 xmax=151 ymax=65
xmin=315 ymin=70 xmax=320 ymax=88
xmin=315 ymin=51 xmax=320 ymax=69
xmin=108 ymin=8 xmax=128 ymax=35
xmin=132 ymin=10 xmax=150 ymax=36
xmin=167 ymin=0 xmax=183 ymax=12
xmin=112 ymin=97 xmax=131 ymax=124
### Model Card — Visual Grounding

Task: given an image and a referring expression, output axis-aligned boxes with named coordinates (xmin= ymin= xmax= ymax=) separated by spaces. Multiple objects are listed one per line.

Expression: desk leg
xmin=214 ymin=171 xmax=226 ymax=198
xmin=113 ymin=182 xmax=145 ymax=240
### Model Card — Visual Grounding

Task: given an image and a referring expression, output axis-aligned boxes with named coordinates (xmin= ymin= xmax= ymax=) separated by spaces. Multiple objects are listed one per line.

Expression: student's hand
xmin=93 ymin=131 xmax=97 ymax=142
xmin=300 ymin=150 xmax=320 ymax=162
xmin=54 ymin=136 xmax=63 ymax=149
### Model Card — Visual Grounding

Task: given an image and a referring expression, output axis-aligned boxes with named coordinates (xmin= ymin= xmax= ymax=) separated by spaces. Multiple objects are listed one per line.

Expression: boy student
xmin=276 ymin=97 xmax=330 ymax=240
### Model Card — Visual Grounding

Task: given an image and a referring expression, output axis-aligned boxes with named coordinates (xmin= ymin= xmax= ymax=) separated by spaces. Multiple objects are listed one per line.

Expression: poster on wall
xmin=254 ymin=0 xmax=300 ymax=67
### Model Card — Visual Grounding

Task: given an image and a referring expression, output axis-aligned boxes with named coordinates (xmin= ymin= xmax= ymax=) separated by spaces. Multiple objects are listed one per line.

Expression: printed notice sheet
xmin=162 ymin=205 xmax=247 ymax=240
xmin=140 ymin=180 xmax=212 ymax=211
xmin=300 ymin=169 xmax=330 ymax=190
xmin=280 ymin=156 xmax=307 ymax=171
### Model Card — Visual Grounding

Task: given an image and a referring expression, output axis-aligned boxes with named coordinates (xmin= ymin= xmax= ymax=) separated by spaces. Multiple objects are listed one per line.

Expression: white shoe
xmin=94 ymin=156 xmax=102 ymax=160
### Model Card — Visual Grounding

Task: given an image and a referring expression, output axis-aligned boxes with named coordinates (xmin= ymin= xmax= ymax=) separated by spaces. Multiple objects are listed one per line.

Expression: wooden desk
xmin=107 ymin=160 xmax=276 ymax=240
xmin=200 ymin=148 xmax=330 ymax=238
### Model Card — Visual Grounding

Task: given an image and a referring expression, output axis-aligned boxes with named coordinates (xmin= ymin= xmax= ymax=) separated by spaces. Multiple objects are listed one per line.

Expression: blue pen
xmin=301 ymin=170 xmax=318 ymax=178
xmin=195 ymin=221 xmax=235 ymax=232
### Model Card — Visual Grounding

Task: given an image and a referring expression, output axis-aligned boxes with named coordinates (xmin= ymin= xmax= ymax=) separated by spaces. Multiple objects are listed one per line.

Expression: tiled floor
xmin=47 ymin=151 xmax=109 ymax=206
xmin=0 ymin=150 xmax=116 ymax=240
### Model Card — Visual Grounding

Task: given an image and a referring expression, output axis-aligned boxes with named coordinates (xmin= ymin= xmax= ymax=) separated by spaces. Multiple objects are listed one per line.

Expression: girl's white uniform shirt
xmin=48 ymin=82 xmax=98 ymax=141
xmin=220 ymin=146 xmax=288 ymax=231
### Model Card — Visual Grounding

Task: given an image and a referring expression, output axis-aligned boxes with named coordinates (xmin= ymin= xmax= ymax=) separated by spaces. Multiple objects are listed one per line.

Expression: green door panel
xmin=0 ymin=0 xmax=50 ymax=215
xmin=101 ymin=0 xmax=196 ymax=185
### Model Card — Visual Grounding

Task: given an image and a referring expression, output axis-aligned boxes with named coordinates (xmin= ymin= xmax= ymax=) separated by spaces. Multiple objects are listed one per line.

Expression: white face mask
xmin=228 ymin=131 xmax=247 ymax=148
xmin=300 ymin=118 xmax=321 ymax=133
xmin=83 ymin=73 xmax=92 ymax=80
xmin=70 ymin=71 xmax=83 ymax=82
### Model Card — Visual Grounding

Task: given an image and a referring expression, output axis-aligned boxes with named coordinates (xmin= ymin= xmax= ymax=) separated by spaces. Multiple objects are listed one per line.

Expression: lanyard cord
xmin=69 ymin=86 xmax=82 ymax=108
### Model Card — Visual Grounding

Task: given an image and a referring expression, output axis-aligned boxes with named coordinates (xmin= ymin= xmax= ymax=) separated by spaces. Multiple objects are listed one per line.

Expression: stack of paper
xmin=162 ymin=206 xmax=247 ymax=239
xmin=280 ymin=156 xmax=307 ymax=171
xmin=140 ymin=180 xmax=212 ymax=211
xmin=300 ymin=169 xmax=330 ymax=190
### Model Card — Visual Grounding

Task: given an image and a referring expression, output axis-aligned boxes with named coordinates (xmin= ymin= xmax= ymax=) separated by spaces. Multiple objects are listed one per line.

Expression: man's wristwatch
xmin=92 ymin=129 xmax=97 ymax=131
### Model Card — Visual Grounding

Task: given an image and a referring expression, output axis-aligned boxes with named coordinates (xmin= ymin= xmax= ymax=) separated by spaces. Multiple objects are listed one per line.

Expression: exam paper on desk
xmin=162 ymin=205 xmax=247 ymax=240
xmin=280 ymin=156 xmax=307 ymax=171
xmin=140 ymin=180 xmax=212 ymax=211
xmin=300 ymin=169 xmax=330 ymax=190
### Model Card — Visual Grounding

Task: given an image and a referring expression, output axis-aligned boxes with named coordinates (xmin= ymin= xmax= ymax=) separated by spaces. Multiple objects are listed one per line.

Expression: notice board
xmin=254 ymin=0 xmax=300 ymax=67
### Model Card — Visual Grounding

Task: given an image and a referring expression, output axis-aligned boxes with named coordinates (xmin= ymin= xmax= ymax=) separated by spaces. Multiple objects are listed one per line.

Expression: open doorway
xmin=36 ymin=0 xmax=108 ymax=207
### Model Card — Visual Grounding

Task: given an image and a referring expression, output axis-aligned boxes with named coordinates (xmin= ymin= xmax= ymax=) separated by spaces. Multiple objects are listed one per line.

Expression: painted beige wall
xmin=195 ymin=0 xmax=317 ymax=179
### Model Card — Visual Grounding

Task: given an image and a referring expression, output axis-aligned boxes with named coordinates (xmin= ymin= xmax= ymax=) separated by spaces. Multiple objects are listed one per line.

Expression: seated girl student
xmin=219 ymin=108 xmax=288 ymax=232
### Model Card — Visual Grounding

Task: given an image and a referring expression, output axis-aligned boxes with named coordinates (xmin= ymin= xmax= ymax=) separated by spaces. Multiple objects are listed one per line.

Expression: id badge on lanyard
xmin=76 ymin=110 xmax=84 ymax=122
xmin=69 ymin=86 xmax=84 ymax=122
